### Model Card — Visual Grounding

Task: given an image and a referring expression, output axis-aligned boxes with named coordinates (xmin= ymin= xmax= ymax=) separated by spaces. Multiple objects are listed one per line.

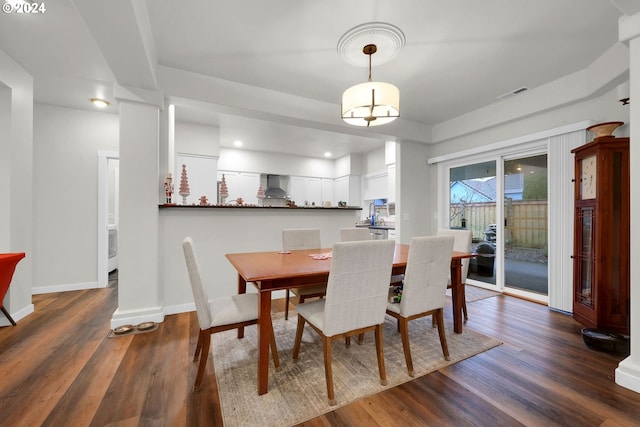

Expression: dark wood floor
xmin=1 ymin=281 xmax=639 ymax=426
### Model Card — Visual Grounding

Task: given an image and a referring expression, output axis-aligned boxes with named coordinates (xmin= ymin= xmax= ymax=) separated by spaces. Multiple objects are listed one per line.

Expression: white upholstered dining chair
xmin=282 ymin=228 xmax=327 ymax=320
xmin=340 ymin=227 xmax=371 ymax=242
xmin=386 ymin=235 xmax=454 ymax=377
xmin=292 ymin=239 xmax=396 ymax=406
xmin=182 ymin=237 xmax=280 ymax=391
xmin=436 ymin=228 xmax=473 ymax=321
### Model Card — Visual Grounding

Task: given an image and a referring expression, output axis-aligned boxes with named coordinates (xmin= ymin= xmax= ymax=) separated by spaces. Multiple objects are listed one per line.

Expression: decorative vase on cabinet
xmin=571 ymin=133 xmax=629 ymax=335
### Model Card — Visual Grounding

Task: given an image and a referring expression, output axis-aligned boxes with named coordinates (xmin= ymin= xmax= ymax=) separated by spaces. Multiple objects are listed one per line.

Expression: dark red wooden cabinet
xmin=571 ymin=136 xmax=629 ymax=335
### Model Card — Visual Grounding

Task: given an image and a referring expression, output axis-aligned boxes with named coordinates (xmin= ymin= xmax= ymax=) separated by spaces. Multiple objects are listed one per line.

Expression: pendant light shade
xmin=341 ymin=44 xmax=400 ymax=127
xmin=342 ymin=81 xmax=400 ymax=126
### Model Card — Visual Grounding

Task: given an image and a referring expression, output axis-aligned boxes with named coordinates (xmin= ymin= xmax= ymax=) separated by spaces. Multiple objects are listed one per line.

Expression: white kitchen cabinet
xmin=363 ymin=172 xmax=388 ymax=200
xmin=305 ymin=178 xmax=322 ymax=206
xmin=334 ymin=176 xmax=349 ymax=206
xmin=289 ymin=176 xmax=322 ymax=206
xmin=334 ymin=175 xmax=361 ymax=206
xmin=217 ymin=171 xmax=260 ymax=204
xmin=321 ymin=178 xmax=334 ymax=206
xmin=289 ymin=176 xmax=305 ymax=205
xmin=387 ymin=164 xmax=396 ymax=204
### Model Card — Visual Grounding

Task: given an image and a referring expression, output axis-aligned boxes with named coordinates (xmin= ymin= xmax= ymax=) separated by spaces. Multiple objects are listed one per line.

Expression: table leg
xmin=257 ymin=288 xmax=272 ymax=395
xmin=451 ymin=259 xmax=463 ymax=334
xmin=237 ymin=275 xmax=246 ymax=338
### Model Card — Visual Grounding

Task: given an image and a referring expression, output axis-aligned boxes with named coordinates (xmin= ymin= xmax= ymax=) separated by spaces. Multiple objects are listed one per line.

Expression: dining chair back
xmin=282 ymin=228 xmax=321 ymax=251
xmin=386 ymin=235 xmax=454 ymax=376
xmin=182 ymin=237 xmax=279 ymax=390
xmin=399 ymin=236 xmax=455 ymax=317
xmin=340 ymin=227 xmax=371 ymax=242
xmin=281 ymin=228 xmax=325 ymax=319
xmin=437 ymin=228 xmax=472 ymax=320
xmin=323 ymin=240 xmax=396 ymax=336
xmin=292 ymin=239 xmax=396 ymax=405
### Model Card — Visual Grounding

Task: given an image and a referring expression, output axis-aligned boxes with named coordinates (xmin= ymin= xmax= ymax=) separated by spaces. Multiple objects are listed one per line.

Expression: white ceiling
xmin=0 ymin=0 xmax=635 ymax=158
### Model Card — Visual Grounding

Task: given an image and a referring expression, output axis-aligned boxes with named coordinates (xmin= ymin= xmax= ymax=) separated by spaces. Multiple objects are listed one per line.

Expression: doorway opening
xmin=98 ymin=151 xmax=119 ymax=287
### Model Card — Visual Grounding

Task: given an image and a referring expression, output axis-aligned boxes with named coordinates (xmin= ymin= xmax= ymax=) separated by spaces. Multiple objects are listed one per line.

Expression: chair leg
xmin=194 ymin=331 xmax=203 ymax=362
xmin=285 ymin=291 xmax=291 ymax=320
xmin=292 ymin=315 xmax=306 ymax=360
xmin=435 ymin=309 xmax=450 ymax=361
xmin=194 ymin=331 xmax=211 ymax=390
xmin=1 ymin=306 xmax=16 ymax=326
xmin=374 ymin=324 xmax=388 ymax=386
xmin=461 ymin=285 xmax=468 ymax=321
xmin=323 ymin=336 xmax=336 ymax=406
xmin=268 ymin=317 xmax=280 ymax=370
xmin=398 ymin=317 xmax=414 ymax=377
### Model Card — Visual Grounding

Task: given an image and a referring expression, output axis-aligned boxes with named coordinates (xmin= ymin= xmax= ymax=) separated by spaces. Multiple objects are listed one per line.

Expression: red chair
xmin=0 ymin=253 xmax=26 ymax=326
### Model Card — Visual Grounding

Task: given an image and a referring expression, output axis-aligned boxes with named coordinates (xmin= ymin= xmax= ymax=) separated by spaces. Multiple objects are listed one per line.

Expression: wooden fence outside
xmin=450 ymin=200 xmax=548 ymax=249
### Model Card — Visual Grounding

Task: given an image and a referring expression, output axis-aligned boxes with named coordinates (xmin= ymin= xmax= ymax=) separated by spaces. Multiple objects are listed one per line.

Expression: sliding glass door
xmin=449 ymin=161 xmax=498 ymax=289
xmin=447 ymin=152 xmax=549 ymax=300
xmin=503 ymin=154 xmax=548 ymax=297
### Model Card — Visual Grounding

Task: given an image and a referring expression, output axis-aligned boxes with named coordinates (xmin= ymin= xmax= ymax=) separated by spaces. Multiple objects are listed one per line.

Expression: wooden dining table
xmin=225 ymin=243 xmax=473 ymax=395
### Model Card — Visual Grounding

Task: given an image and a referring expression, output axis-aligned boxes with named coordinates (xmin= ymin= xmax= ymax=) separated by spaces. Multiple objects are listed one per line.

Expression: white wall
xmin=175 ymin=122 xmax=220 ymax=157
xmin=396 ymin=140 xmax=431 ymax=243
xmin=32 ymin=104 xmax=118 ymax=291
xmin=363 ymin=146 xmax=386 ymax=176
xmin=429 ymin=88 xmax=630 ymax=160
xmin=0 ymin=49 xmax=33 ymax=323
xmin=218 ymin=147 xmax=335 ymax=178
xmin=159 ymin=208 xmax=359 ymax=313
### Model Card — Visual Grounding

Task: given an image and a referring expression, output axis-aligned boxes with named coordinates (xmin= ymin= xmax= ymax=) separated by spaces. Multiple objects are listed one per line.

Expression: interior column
xmin=616 ymin=11 xmax=640 ymax=394
xmin=110 ymin=86 xmax=164 ymax=328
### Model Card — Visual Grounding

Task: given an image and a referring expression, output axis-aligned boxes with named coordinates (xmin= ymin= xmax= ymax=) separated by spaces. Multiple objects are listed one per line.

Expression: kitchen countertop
xmin=355 ymin=224 xmax=396 ymax=230
xmin=159 ymin=204 xmax=362 ymax=210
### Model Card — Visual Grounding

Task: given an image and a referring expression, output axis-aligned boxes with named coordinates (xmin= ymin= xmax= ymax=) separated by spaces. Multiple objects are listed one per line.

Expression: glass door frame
xmin=501 ymin=150 xmax=549 ymax=304
xmin=438 ymin=143 xmax=549 ymax=304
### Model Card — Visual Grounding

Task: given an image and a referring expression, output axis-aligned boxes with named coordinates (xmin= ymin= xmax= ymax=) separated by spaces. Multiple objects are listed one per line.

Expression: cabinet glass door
xmin=577 ymin=206 xmax=595 ymax=307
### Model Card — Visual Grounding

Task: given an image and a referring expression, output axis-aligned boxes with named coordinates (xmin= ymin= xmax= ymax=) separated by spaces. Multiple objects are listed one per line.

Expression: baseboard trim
xmin=110 ymin=306 xmax=164 ymax=329
xmin=616 ymin=357 xmax=640 ymax=394
xmin=163 ymin=302 xmax=194 ymax=316
xmin=0 ymin=303 xmax=34 ymax=326
xmin=32 ymin=281 xmax=104 ymax=294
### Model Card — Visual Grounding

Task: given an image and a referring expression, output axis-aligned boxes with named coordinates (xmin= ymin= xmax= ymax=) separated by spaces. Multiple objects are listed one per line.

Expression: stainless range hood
xmin=264 ymin=174 xmax=290 ymax=200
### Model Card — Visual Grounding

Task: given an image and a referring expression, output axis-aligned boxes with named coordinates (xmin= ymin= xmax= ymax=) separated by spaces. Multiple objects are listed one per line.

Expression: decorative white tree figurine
xmin=219 ymin=174 xmax=229 ymax=205
xmin=178 ymin=164 xmax=190 ymax=204
xmin=256 ymin=184 xmax=265 ymax=206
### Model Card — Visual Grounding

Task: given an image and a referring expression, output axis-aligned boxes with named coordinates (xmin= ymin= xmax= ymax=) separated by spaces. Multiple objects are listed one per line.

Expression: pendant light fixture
xmin=341 ymin=43 xmax=400 ymax=127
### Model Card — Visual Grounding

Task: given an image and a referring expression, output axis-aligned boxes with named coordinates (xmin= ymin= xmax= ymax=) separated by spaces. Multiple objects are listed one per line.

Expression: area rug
xmin=447 ymin=284 xmax=501 ymax=302
xmin=212 ymin=312 xmax=502 ymax=427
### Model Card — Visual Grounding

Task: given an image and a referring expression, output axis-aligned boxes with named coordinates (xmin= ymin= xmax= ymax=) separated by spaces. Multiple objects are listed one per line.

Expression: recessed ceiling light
xmin=90 ymin=98 xmax=109 ymax=108
xmin=324 ymin=152 xmax=332 ymax=158
xmin=233 ymin=140 xmax=243 ymax=147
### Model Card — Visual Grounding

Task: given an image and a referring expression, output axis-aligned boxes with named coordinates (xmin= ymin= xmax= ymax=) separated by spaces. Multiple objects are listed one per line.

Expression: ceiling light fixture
xmin=90 ymin=98 xmax=110 ymax=108
xmin=341 ymin=44 xmax=400 ymax=127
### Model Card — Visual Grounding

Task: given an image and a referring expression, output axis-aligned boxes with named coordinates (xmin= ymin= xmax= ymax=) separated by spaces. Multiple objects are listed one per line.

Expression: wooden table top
xmin=226 ymin=244 xmax=472 ymax=283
